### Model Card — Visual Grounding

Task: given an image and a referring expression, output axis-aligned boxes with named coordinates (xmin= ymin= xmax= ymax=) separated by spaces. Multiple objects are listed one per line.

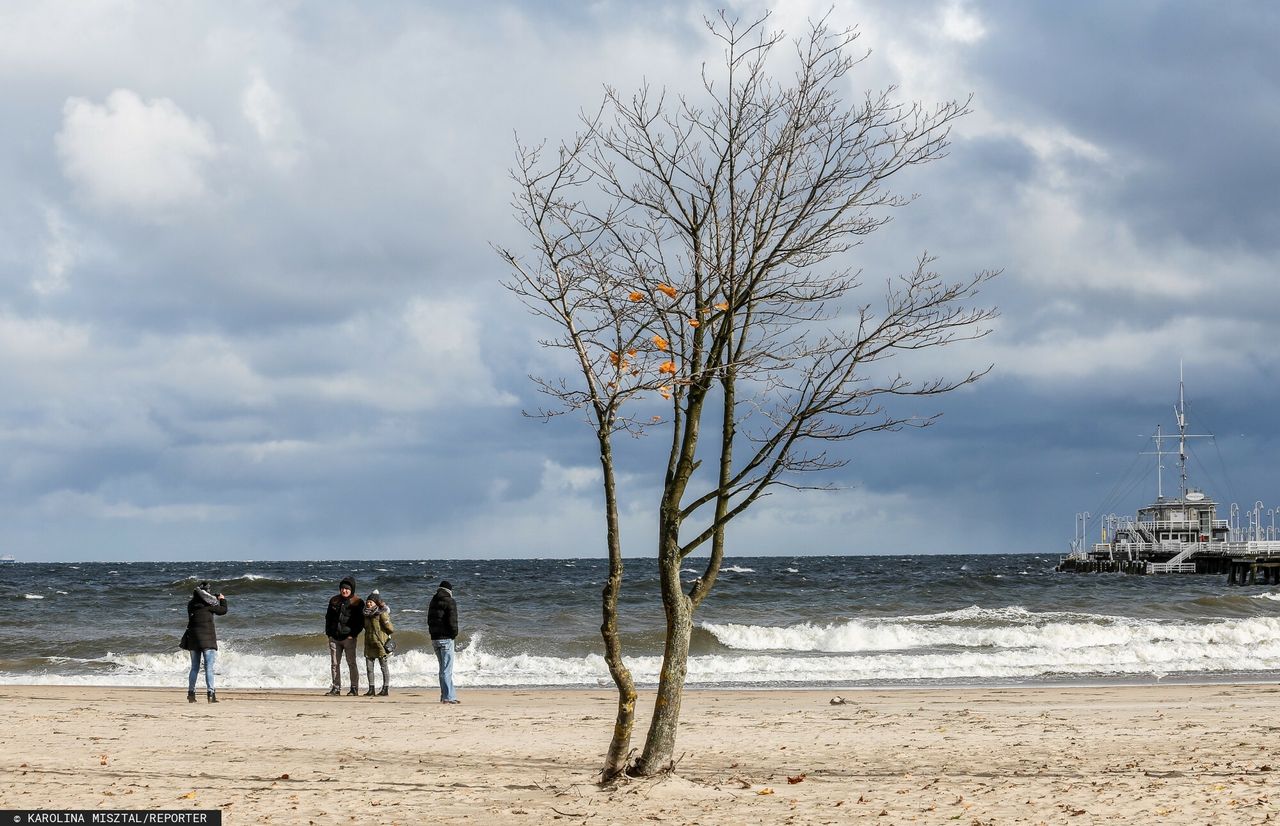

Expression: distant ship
xmin=1058 ymin=371 xmax=1279 ymax=579
xmin=0 ymin=555 xmax=15 ymax=564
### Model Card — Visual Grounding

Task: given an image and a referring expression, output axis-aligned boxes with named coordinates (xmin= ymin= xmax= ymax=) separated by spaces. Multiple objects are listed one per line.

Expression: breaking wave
xmin=6 ymin=606 xmax=1280 ymax=688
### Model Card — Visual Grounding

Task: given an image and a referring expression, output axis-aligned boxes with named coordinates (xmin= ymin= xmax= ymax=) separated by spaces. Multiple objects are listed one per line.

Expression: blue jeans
xmin=188 ymin=648 xmax=216 ymax=693
xmin=432 ymin=639 xmax=456 ymax=701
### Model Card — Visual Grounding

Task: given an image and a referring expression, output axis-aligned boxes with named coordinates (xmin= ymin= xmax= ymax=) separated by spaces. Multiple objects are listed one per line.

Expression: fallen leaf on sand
xmin=757 ymin=788 xmax=774 ymax=796
xmin=787 ymin=774 xmax=806 ymax=784
xmin=279 ymin=774 xmax=290 ymax=780
xmin=178 ymin=791 xmax=197 ymax=800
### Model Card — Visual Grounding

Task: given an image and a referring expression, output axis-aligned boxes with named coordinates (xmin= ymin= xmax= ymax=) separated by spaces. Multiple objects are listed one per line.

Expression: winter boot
xmin=346 ymin=687 xmax=359 ymax=696
xmin=378 ymin=686 xmax=389 ymax=697
xmin=187 ymin=691 xmax=196 ymax=703
xmin=207 ymin=691 xmax=218 ymax=703
xmin=364 ymin=686 xmax=376 ymax=696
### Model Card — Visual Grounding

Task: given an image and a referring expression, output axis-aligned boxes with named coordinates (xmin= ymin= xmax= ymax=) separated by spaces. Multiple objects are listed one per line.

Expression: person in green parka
xmin=362 ymin=590 xmax=394 ymax=696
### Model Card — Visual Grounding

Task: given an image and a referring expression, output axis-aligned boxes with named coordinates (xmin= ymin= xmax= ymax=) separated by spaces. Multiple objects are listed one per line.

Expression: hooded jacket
xmin=427 ymin=587 xmax=458 ymax=640
xmin=363 ymin=606 xmax=394 ymax=659
xmin=182 ymin=589 xmax=228 ymax=651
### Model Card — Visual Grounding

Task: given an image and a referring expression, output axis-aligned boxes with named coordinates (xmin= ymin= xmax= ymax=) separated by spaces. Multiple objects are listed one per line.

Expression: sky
xmin=1 ymin=0 xmax=1278 ymax=561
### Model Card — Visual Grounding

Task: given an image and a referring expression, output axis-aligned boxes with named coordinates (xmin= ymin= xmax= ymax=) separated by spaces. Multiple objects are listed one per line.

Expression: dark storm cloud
xmin=970 ymin=0 xmax=1280 ymax=252
xmin=0 ymin=1 xmax=1276 ymax=559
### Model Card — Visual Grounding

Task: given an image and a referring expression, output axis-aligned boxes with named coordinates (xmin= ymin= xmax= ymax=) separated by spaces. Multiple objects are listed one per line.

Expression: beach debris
xmin=279 ymin=773 xmax=290 ymax=780
xmin=98 ymin=754 xmax=108 ymax=765
xmin=178 ymin=791 xmax=197 ymax=800
xmin=757 ymin=787 xmax=775 ymax=795
xmin=787 ymin=774 xmax=806 ymax=784
xmin=829 ymin=696 xmax=847 ymax=705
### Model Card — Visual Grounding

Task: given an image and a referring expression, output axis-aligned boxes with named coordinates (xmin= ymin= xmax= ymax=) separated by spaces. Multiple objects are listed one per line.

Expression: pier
xmin=1057 ymin=542 xmax=1280 ymax=584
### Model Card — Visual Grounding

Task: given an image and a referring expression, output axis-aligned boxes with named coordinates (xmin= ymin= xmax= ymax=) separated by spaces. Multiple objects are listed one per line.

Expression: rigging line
xmin=1189 ymin=448 xmax=1230 ymax=502
xmin=1102 ymin=438 xmax=1159 ymax=516
xmin=1111 ymin=465 xmax=1152 ymax=515
xmin=1210 ymin=437 xmax=1240 ymax=506
xmin=1090 ymin=447 xmax=1146 ymax=519
xmin=1186 ymin=399 xmax=1240 ymax=504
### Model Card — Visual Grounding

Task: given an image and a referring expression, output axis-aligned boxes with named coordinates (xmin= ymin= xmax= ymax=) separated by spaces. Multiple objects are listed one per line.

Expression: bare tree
xmin=499 ymin=11 xmax=998 ymax=779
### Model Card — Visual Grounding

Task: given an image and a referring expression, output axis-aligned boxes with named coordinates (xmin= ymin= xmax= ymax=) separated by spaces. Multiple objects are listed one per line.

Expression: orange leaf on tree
xmin=714 ymin=301 xmax=729 ymax=312
xmin=687 ymin=318 xmax=700 ymax=328
xmin=629 ymin=291 xmax=644 ymax=302
xmin=658 ymin=361 xmax=677 ymax=375
xmin=657 ymin=283 xmax=677 ymax=298
xmin=652 ymin=335 xmax=669 ymax=351
xmin=659 ymin=386 xmax=672 ymax=400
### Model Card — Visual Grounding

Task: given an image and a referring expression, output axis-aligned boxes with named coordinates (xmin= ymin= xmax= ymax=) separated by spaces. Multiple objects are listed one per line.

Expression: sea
xmin=3 ymin=554 xmax=1280 ymax=690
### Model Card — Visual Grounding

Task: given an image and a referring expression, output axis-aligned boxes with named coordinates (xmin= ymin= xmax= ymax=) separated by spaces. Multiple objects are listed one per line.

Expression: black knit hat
xmin=439 ymin=580 xmax=452 ymax=591
xmin=340 ymin=576 xmax=356 ymax=591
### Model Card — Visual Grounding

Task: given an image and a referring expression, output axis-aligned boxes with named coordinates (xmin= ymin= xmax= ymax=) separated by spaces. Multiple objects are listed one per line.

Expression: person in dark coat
xmin=427 ymin=580 xmax=459 ymax=704
xmin=325 ymin=575 xmax=365 ymax=696
xmin=180 ymin=581 xmax=227 ymax=703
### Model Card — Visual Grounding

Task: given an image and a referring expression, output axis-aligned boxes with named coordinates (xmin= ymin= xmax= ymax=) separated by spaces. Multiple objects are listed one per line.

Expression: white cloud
xmin=298 ymin=298 xmax=517 ymax=411
xmin=38 ymin=490 xmax=237 ymax=523
xmin=33 ymin=207 xmax=77 ymax=296
xmin=938 ymin=0 xmax=986 ymax=44
xmin=241 ymin=70 xmax=304 ymax=170
xmin=56 ymin=89 xmax=218 ymax=213
xmin=0 ymin=309 xmax=90 ymax=360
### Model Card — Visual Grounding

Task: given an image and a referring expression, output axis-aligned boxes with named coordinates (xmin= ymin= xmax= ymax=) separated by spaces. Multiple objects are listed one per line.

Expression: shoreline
xmin=4 ymin=682 xmax=1280 ymax=823
xmin=5 ymin=671 xmax=1280 ymax=692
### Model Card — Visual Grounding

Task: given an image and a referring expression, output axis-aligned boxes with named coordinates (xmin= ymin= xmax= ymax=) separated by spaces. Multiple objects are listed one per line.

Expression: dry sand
xmin=3 ymin=682 xmax=1280 ymax=824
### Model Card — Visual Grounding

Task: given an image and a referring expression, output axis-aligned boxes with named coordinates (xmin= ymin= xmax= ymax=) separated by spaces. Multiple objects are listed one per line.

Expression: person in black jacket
xmin=325 ymin=576 xmax=364 ymax=696
xmin=180 ymin=581 xmax=227 ymax=703
xmin=427 ymin=580 xmax=459 ymax=704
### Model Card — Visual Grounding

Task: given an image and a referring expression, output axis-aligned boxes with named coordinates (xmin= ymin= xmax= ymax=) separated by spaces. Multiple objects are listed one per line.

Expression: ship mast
xmin=1177 ymin=362 xmax=1188 ymax=500
xmin=1143 ymin=364 xmax=1211 ymax=503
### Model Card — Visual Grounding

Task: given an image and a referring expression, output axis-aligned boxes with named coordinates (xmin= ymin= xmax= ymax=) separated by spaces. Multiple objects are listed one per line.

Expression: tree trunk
xmin=598 ymin=431 xmax=637 ymax=781
xmin=600 ymin=563 xmax=637 ymax=779
xmin=633 ymin=540 xmax=693 ymax=775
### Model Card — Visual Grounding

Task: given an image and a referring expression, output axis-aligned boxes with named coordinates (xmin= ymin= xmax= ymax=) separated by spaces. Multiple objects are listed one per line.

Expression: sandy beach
xmin=1 ymin=683 xmax=1278 ymax=824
